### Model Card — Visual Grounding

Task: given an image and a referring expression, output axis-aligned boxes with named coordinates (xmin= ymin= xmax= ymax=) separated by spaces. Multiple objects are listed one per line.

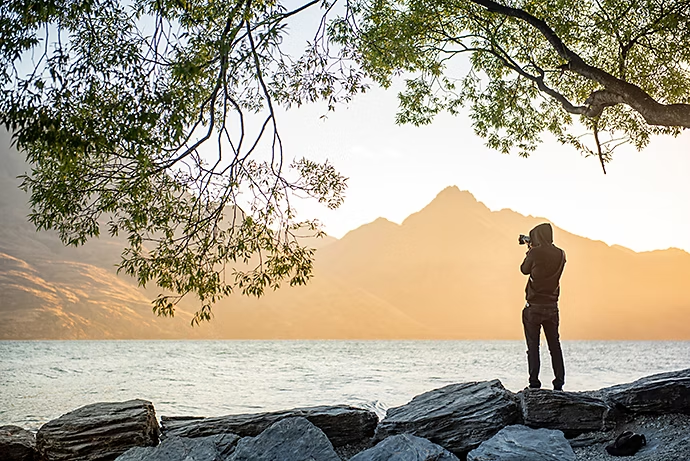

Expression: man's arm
xmin=520 ymin=248 xmax=533 ymax=275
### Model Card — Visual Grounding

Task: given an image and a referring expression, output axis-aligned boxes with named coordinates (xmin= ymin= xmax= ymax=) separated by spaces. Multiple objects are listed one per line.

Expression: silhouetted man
xmin=520 ymin=223 xmax=566 ymax=390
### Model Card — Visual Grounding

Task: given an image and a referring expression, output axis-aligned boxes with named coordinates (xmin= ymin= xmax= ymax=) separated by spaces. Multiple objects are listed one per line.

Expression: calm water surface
xmin=1 ymin=340 xmax=688 ymax=430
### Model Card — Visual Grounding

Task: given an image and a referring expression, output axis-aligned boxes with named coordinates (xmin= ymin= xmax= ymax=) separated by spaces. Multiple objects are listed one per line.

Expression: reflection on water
xmin=0 ymin=340 xmax=688 ymax=429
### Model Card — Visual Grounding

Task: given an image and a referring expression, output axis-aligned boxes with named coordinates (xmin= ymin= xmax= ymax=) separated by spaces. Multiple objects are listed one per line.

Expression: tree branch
xmin=478 ymin=40 xmax=590 ymax=116
xmin=469 ymin=0 xmax=690 ymax=128
xmin=592 ymin=119 xmax=607 ymax=174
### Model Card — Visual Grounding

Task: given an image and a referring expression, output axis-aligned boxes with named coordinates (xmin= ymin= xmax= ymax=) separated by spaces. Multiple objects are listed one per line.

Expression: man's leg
xmin=543 ymin=308 xmax=565 ymax=390
xmin=522 ymin=306 xmax=542 ymax=388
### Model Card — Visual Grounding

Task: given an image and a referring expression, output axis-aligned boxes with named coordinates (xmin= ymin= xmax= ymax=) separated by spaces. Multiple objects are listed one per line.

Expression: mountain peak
xmin=436 ymin=185 xmax=474 ymax=199
xmin=339 ymin=217 xmax=399 ymax=244
xmin=400 ymin=186 xmax=490 ymax=230
xmin=372 ymin=217 xmax=397 ymax=225
xmin=431 ymin=186 xmax=485 ymax=207
xmin=420 ymin=186 xmax=489 ymax=214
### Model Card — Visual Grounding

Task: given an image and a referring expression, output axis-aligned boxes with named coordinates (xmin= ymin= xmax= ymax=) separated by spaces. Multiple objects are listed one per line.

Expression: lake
xmin=1 ymin=340 xmax=688 ymax=430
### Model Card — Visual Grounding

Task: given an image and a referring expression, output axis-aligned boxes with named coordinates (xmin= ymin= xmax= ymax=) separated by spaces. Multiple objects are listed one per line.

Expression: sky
xmin=271 ymin=84 xmax=690 ymax=254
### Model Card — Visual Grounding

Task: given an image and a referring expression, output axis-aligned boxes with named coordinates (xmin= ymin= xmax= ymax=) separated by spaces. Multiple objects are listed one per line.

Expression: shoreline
xmin=3 ymin=340 xmax=690 ymax=434
xmin=2 ymin=368 xmax=689 ymax=460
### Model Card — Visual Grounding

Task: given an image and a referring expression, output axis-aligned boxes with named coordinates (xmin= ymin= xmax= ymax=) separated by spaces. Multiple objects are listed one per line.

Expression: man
xmin=520 ymin=223 xmax=566 ymax=390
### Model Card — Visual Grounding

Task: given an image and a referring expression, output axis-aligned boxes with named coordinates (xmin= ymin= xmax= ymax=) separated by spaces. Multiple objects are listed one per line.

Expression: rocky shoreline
xmin=1 ymin=369 xmax=689 ymax=461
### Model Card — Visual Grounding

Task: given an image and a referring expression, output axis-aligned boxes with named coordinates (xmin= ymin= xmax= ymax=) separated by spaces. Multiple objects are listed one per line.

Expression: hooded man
xmin=520 ymin=222 xmax=566 ymax=390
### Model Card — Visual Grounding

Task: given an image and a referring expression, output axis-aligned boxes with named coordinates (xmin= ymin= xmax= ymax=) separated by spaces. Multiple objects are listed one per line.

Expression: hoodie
xmin=520 ymin=223 xmax=566 ymax=305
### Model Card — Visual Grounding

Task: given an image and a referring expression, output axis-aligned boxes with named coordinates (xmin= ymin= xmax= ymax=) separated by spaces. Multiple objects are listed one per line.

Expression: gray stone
xmin=161 ymin=405 xmax=377 ymax=447
xmin=568 ymin=431 xmax=611 ymax=448
xmin=350 ymin=434 xmax=459 ymax=461
xmin=603 ymin=368 xmax=690 ymax=415
xmin=467 ymin=425 xmax=576 ymax=461
xmin=36 ymin=399 xmax=159 ymax=461
xmin=0 ymin=425 xmax=36 ymax=461
xmin=227 ymin=417 xmax=340 ymax=461
xmin=115 ymin=434 xmax=239 ymax=461
xmin=519 ymin=389 xmax=613 ymax=437
xmin=375 ymin=380 xmax=519 ymax=456
xmin=334 ymin=439 xmax=373 ymax=460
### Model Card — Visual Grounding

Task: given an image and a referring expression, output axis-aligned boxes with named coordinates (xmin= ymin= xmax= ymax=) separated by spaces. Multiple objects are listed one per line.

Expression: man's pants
xmin=522 ymin=303 xmax=565 ymax=389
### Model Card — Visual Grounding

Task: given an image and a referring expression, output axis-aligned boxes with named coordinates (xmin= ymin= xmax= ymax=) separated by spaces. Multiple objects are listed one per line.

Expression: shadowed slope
xmin=0 ymin=131 xmax=422 ymax=339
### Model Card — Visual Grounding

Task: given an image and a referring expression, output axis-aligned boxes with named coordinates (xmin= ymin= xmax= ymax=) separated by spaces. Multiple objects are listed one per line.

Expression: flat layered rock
xmin=227 ymin=417 xmax=340 ymax=461
xmin=36 ymin=399 xmax=159 ymax=461
xmin=161 ymin=405 xmax=377 ymax=447
xmin=350 ymin=434 xmax=459 ymax=461
xmin=467 ymin=425 xmax=576 ymax=461
xmin=520 ymin=389 xmax=614 ymax=436
xmin=375 ymin=380 xmax=519 ymax=456
xmin=115 ymin=434 xmax=239 ymax=461
xmin=603 ymin=368 xmax=690 ymax=415
xmin=0 ymin=425 xmax=37 ymax=461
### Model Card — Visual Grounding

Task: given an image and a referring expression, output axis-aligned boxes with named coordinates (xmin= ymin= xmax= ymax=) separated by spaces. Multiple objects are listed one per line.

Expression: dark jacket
xmin=520 ymin=223 xmax=566 ymax=305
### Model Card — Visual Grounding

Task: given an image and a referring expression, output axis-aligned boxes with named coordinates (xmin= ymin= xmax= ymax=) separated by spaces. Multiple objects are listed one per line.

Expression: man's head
xmin=529 ymin=223 xmax=554 ymax=247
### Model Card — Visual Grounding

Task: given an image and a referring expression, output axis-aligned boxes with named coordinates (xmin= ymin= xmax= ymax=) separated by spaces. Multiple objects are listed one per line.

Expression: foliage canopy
xmin=334 ymin=0 xmax=690 ymax=171
xmin=2 ymin=0 xmax=689 ymax=321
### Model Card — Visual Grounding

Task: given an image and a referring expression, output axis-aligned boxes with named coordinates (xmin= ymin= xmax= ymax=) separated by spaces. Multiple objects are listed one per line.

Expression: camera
xmin=518 ymin=234 xmax=531 ymax=245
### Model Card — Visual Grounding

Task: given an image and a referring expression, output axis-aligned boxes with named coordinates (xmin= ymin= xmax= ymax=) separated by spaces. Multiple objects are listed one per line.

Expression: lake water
xmin=1 ymin=340 xmax=688 ymax=430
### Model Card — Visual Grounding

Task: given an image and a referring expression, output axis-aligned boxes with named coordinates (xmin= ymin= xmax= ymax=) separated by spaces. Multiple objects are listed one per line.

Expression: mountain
xmin=310 ymin=186 xmax=690 ymax=339
xmin=2 ymin=132 xmax=690 ymax=339
xmin=0 ymin=131 xmax=420 ymax=339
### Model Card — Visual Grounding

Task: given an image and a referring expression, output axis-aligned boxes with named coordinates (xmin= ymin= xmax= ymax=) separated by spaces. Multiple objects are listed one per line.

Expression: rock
xmin=374 ymin=380 xmax=519 ymax=456
xmin=467 ymin=425 xmax=576 ymax=461
xmin=568 ymin=431 xmax=611 ymax=448
xmin=572 ymin=413 xmax=690 ymax=461
xmin=161 ymin=405 xmax=377 ymax=447
xmin=333 ymin=439 xmax=373 ymax=460
xmin=36 ymin=399 xmax=159 ymax=461
xmin=115 ymin=434 xmax=239 ymax=461
xmin=0 ymin=425 xmax=36 ymax=461
xmin=519 ymin=389 xmax=613 ymax=437
xmin=350 ymin=434 xmax=460 ymax=461
xmin=603 ymin=368 xmax=690 ymax=415
xmin=227 ymin=417 xmax=340 ymax=461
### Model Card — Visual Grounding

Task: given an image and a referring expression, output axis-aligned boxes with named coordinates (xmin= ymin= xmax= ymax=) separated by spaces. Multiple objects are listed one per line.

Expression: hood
xmin=529 ymin=223 xmax=553 ymax=246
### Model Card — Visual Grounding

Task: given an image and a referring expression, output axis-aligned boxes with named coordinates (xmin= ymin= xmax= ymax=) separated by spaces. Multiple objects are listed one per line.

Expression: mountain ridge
xmin=1 ymin=131 xmax=689 ymax=339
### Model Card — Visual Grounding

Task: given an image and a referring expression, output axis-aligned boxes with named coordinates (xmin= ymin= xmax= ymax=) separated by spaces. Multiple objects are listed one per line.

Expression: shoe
xmin=553 ymin=386 xmax=563 ymax=391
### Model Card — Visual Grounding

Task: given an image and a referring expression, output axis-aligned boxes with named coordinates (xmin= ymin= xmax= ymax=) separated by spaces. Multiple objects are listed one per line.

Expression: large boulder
xmin=227 ymin=417 xmax=340 ymax=461
xmin=36 ymin=399 xmax=159 ymax=461
xmin=374 ymin=380 xmax=519 ymax=456
xmin=350 ymin=434 xmax=459 ymax=461
xmin=161 ymin=405 xmax=377 ymax=447
xmin=466 ymin=425 xmax=576 ymax=461
xmin=603 ymin=368 xmax=690 ymax=415
xmin=0 ymin=425 xmax=37 ymax=461
xmin=115 ymin=434 xmax=239 ymax=461
xmin=519 ymin=389 xmax=614 ymax=437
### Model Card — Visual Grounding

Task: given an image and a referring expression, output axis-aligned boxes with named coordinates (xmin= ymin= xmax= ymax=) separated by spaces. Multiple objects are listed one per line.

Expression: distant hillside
xmin=2 ymin=131 xmax=689 ymax=339
xmin=0 ymin=131 xmax=371 ymax=339
xmin=0 ymin=131 xmax=218 ymax=338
